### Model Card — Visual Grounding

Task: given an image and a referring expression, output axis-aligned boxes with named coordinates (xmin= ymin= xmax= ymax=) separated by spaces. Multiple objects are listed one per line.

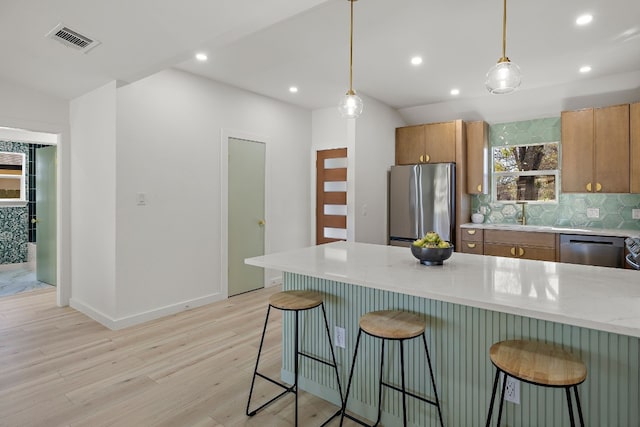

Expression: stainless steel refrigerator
xmin=388 ymin=163 xmax=455 ymax=247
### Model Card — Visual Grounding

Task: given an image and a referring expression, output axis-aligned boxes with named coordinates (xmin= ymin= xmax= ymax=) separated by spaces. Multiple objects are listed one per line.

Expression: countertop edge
xmin=461 ymin=222 xmax=640 ymax=238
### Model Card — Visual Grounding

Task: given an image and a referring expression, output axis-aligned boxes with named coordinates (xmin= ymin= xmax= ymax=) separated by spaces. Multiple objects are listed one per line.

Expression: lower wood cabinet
xmin=460 ymin=227 xmax=484 ymax=254
xmin=484 ymin=230 xmax=556 ymax=261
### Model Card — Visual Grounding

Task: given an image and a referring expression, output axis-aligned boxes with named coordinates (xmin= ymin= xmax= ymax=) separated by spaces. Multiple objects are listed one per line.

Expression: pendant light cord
xmin=348 ymin=0 xmax=355 ymax=94
xmin=501 ymin=0 xmax=508 ymax=61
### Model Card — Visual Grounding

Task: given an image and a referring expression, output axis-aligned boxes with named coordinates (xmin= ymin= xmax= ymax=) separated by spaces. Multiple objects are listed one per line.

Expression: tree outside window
xmin=492 ymin=142 xmax=559 ymax=202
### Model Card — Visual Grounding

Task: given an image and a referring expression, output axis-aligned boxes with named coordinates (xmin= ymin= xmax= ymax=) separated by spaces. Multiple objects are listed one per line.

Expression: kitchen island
xmin=246 ymin=241 xmax=640 ymax=426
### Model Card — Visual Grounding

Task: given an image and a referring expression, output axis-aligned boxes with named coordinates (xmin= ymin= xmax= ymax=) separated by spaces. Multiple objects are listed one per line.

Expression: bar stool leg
xmin=574 ymin=386 xmax=585 ymax=427
xmin=399 ymin=340 xmax=408 ymax=426
xmin=495 ymin=371 xmax=508 ymax=427
xmin=422 ymin=334 xmax=444 ymax=427
xmin=246 ymin=305 xmax=273 ymax=416
xmin=340 ymin=328 xmax=363 ymax=426
xmin=485 ymin=369 xmax=500 ymax=427
xmin=320 ymin=303 xmax=344 ymax=401
xmin=372 ymin=339 xmax=386 ymax=426
xmin=565 ymin=387 xmax=576 ymax=427
xmin=294 ymin=310 xmax=300 ymax=426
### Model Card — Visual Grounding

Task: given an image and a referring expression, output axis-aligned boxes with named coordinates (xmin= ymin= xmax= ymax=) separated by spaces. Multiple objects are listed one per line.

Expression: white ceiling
xmin=2 ymin=0 xmax=639 ymax=111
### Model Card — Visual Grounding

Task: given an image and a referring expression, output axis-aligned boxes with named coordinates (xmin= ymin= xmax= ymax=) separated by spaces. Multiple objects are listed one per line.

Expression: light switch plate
xmin=633 ymin=209 xmax=640 ymax=220
xmin=586 ymin=207 xmax=599 ymax=219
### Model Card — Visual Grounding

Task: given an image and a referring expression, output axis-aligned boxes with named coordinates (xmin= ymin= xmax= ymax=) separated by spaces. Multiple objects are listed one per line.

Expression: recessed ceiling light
xmin=450 ymin=88 xmax=460 ymax=96
xmin=195 ymin=53 xmax=208 ymax=62
xmin=579 ymin=65 xmax=592 ymax=73
xmin=289 ymin=86 xmax=299 ymax=93
xmin=576 ymin=14 xmax=593 ymax=26
xmin=411 ymin=56 xmax=423 ymax=66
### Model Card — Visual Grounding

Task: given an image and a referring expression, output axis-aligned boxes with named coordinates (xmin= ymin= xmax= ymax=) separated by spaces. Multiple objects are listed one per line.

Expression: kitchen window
xmin=492 ymin=142 xmax=559 ymax=202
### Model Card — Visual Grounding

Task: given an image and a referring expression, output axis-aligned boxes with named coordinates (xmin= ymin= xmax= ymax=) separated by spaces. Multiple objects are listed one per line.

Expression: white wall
xmin=69 ymin=82 xmax=117 ymax=322
xmin=0 ymin=79 xmax=71 ymax=307
xmin=113 ymin=68 xmax=311 ymax=324
xmin=311 ymin=107 xmax=349 ymax=242
xmin=399 ymin=70 xmax=640 ymax=125
xmin=311 ymin=97 xmax=405 ymax=245
xmin=352 ymin=97 xmax=405 ymax=244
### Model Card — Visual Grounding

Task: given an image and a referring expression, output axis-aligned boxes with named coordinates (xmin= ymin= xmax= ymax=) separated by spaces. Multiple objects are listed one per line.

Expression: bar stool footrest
xmin=381 ymin=380 xmax=439 ymax=407
xmin=340 ymin=411 xmax=378 ymax=427
xmin=246 ymin=371 xmax=295 ymax=417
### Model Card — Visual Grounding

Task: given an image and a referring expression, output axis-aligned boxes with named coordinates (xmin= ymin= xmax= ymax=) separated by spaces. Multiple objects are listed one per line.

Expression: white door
xmin=228 ymin=137 xmax=265 ymax=296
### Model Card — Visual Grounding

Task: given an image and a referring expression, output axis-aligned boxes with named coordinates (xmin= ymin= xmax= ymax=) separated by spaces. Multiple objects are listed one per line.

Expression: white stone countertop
xmin=461 ymin=222 xmax=640 ymax=238
xmin=246 ymin=241 xmax=640 ymax=338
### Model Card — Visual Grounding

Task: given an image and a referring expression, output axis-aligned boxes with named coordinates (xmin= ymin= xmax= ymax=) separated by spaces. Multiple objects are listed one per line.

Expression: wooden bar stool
xmin=246 ymin=290 xmax=343 ymax=426
xmin=340 ymin=310 xmax=444 ymax=427
xmin=486 ymin=339 xmax=587 ymax=427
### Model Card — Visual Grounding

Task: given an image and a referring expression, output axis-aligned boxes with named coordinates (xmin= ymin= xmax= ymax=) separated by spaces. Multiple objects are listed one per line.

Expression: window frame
xmin=0 ymin=151 xmax=27 ymax=207
xmin=491 ymin=141 xmax=560 ymax=204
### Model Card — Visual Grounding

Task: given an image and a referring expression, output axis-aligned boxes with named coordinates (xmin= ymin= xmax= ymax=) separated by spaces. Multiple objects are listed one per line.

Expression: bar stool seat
xmin=359 ymin=310 xmax=426 ymax=340
xmin=486 ymin=339 xmax=587 ymax=427
xmin=341 ymin=310 xmax=444 ymax=427
xmin=269 ymin=290 xmax=323 ymax=311
xmin=246 ymin=290 xmax=343 ymax=427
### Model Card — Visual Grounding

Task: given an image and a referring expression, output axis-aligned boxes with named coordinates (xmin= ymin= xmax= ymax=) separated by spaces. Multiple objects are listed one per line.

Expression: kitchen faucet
xmin=516 ymin=202 xmax=527 ymax=225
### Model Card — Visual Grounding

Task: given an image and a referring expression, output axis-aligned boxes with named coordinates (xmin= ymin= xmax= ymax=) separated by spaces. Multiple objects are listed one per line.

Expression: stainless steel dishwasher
xmin=559 ymin=234 xmax=625 ymax=268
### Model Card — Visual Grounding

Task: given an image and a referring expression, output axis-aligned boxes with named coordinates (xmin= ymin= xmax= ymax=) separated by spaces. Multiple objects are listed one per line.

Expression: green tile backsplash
xmin=0 ymin=141 xmax=29 ymax=264
xmin=471 ymin=118 xmax=640 ymax=230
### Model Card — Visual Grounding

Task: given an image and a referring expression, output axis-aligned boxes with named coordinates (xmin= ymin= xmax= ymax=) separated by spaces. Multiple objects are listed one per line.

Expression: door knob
xmin=586 ymin=182 xmax=592 ymax=192
xmin=31 ymin=218 xmax=39 ymax=224
xmin=425 ymin=154 xmax=430 ymax=162
xmin=419 ymin=154 xmax=424 ymax=163
xmin=518 ymin=247 xmax=524 ymax=257
xmin=510 ymin=247 xmax=516 ymax=256
xmin=258 ymin=219 xmax=265 ymax=226
xmin=477 ymin=184 xmax=482 ymax=192
xmin=596 ymin=182 xmax=602 ymax=192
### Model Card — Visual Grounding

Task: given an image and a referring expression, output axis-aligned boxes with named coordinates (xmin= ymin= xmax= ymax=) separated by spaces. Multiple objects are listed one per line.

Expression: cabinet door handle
xmin=596 ymin=182 xmax=602 ymax=192
xmin=467 ymin=230 xmax=476 ymax=235
xmin=477 ymin=184 xmax=482 ymax=192
xmin=519 ymin=247 xmax=524 ymax=257
xmin=586 ymin=182 xmax=592 ymax=192
xmin=467 ymin=243 xmax=476 ymax=249
xmin=425 ymin=154 xmax=430 ymax=162
xmin=510 ymin=247 xmax=516 ymax=256
xmin=419 ymin=154 xmax=424 ymax=162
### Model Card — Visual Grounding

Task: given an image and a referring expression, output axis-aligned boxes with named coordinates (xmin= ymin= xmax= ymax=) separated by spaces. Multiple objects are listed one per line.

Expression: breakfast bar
xmin=246 ymin=241 xmax=640 ymax=426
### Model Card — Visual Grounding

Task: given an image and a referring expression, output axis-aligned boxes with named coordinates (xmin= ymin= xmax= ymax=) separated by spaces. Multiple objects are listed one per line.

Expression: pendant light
xmin=338 ymin=0 xmax=363 ymax=118
xmin=485 ymin=0 xmax=522 ymax=94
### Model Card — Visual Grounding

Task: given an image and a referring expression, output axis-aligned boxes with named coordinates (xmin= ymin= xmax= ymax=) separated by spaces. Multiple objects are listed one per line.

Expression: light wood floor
xmin=0 ymin=286 xmax=353 ymax=427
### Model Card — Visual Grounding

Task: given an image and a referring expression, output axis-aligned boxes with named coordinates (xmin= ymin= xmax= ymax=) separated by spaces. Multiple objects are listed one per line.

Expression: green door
xmin=228 ymin=137 xmax=265 ymax=296
xmin=35 ymin=146 xmax=57 ymax=285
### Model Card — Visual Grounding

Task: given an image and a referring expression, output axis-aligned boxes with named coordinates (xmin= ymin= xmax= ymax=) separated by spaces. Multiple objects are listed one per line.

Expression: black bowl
xmin=411 ymin=244 xmax=454 ymax=265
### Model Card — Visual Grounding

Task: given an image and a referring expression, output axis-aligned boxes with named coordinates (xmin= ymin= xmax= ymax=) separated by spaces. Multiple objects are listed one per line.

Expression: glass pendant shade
xmin=338 ymin=91 xmax=363 ymax=118
xmin=485 ymin=59 xmax=522 ymax=94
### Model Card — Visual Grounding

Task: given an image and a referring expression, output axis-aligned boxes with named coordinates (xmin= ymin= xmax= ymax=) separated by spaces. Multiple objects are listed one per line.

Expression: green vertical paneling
xmin=282 ymin=272 xmax=640 ymax=427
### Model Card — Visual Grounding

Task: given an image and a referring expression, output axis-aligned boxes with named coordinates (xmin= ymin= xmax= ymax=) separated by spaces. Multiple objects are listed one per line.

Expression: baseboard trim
xmin=70 ymin=292 xmax=226 ymax=330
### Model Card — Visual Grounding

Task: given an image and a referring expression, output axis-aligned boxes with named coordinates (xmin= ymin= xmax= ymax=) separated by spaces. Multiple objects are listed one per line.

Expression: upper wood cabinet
xmin=631 ymin=102 xmax=640 ymax=193
xmin=561 ymin=104 xmax=630 ymax=193
xmin=395 ymin=121 xmax=456 ymax=165
xmin=466 ymin=121 xmax=489 ymax=194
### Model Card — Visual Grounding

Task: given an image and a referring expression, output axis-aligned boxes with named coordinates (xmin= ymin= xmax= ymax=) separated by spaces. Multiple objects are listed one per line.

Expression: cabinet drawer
xmin=484 ymin=230 xmax=555 ymax=248
xmin=461 ymin=228 xmax=484 ymax=242
xmin=461 ymin=241 xmax=483 ymax=255
xmin=484 ymin=243 xmax=556 ymax=262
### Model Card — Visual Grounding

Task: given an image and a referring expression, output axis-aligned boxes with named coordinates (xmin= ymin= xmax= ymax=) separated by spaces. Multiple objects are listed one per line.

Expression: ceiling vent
xmin=45 ymin=23 xmax=100 ymax=53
